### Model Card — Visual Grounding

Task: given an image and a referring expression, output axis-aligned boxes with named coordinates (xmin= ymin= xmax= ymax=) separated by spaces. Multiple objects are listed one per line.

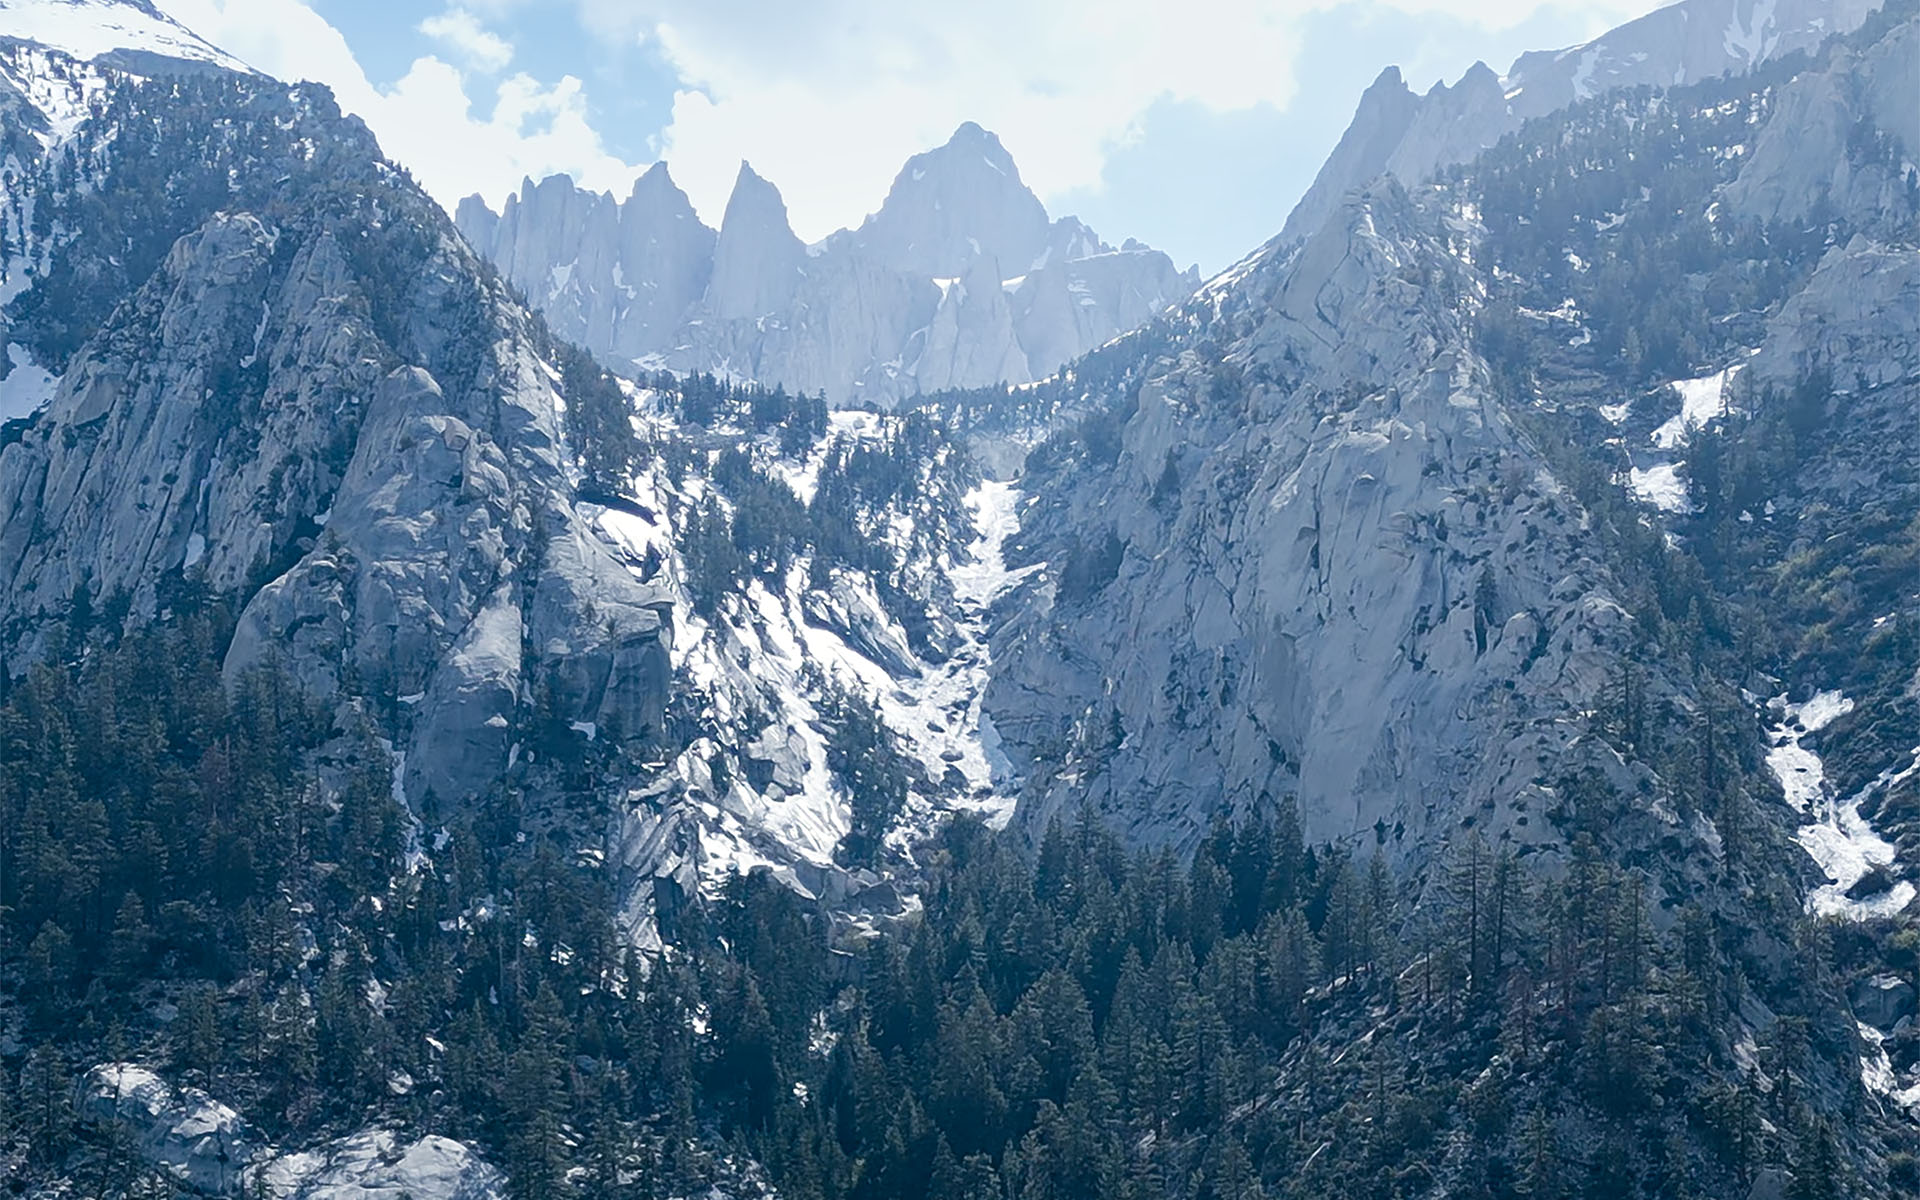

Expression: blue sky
xmin=162 ymin=1 xmax=1667 ymax=274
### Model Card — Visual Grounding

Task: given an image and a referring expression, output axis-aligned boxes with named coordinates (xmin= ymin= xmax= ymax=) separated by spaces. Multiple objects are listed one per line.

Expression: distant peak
xmin=1369 ymin=65 xmax=1407 ymax=91
xmin=938 ymin=120 xmax=1016 ymax=169
xmin=1459 ymin=60 xmax=1500 ymax=88
xmin=720 ymin=161 xmax=795 ymax=232
xmin=453 ymin=193 xmax=496 ymax=226
xmin=630 ymin=160 xmax=679 ymax=196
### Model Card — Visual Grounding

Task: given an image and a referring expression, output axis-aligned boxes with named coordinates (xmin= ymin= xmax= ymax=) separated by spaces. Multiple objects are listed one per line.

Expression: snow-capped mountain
xmin=0 ymin=0 xmax=246 ymax=73
xmin=1279 ymin=0 xmax=1885 ymax=246
xmin=0 ymin=0 xmax=1918 ymax=1193
xmin=0 ymin=0 xmax=254 ymax=419
xmin=457 ymin=124 xmax=1199 ymax=405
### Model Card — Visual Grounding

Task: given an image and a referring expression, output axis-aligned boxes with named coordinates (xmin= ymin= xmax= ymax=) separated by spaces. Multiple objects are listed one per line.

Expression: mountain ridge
xmin=457 ymin=123 xmax=1198 ymax=405
xmin=1278 ymin=0 xmax=1887 ymax=246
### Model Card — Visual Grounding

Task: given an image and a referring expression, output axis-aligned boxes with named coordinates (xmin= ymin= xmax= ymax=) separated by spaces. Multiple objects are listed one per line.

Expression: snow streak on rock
xmin=1858 ymin=1022 xmax=1920 ymax=1114
xmin=2 ymin=342 xmax=55 ymax=419
xmin=598 ymin=402 xmax=1030 ymax=948
xmin=1766 ymin=690 xmax=1918 ymax=920
xmin=1651 ymin=360 xmax=1746 ymax=450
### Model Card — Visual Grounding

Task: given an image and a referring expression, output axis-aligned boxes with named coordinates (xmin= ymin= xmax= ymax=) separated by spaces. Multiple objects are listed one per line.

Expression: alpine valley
xmin=0 ymin=1 xmax=1915 ymax=1198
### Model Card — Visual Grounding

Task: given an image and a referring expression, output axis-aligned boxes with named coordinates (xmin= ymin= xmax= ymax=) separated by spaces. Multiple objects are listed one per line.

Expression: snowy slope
xmin=0 ymin=2 xmax=250 ymax=416
xmin=0 ymin=0 xmax=245 ymax=71
xmin=1766 ymin=690 xmax=1919 ymax=921
xmin=590 ymin=395 xmax=1026 ymax=947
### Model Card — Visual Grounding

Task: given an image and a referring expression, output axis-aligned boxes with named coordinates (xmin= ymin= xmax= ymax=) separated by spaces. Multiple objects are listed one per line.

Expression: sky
xmin=158 ymin=0 xmax=1671 ymax=274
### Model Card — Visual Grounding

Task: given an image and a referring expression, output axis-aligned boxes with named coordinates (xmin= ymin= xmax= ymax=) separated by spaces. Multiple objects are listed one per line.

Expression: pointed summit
xmin=628 ymin=160 xmax=678 ymax=200
xmin=942 ymin=120 xmax=1020 ymax=173
xmin=615 ymin=161 xmax=715 ymax=354
xmin=623 ymin=161 xmax=709 ymax=234
xmin=859 ymin=122 xmax=1052 ymax=277
xmin=1276 ymin=64 xmax=1420 ymax=245
xmin=706 ymin=162 xmax=805 ymax=320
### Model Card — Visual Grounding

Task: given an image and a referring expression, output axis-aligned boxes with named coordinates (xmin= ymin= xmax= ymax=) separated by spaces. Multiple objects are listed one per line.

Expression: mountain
xmin=456 ymin=125 xmax=1199 ymax=404
xmin=1 ymin=0 xmax=1918 ymax=1197
xmin=0 ymin=0 xmax=246 ymax=74
xmin=1278 ymin=0 xmax=1886 ymax=246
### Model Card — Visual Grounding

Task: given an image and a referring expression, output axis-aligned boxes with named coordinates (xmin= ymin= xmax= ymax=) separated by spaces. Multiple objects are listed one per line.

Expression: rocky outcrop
xmin=1274 ymin=66 xmax=1420 ymax=249
xmin=81 ymin=1063 xmax=505 ymax=1199
xmin=457 ymin=124 xmax=1197 ymax=404
xmin=0 ymin=211 xmax=380 ymax=661
xmin=253 ymin=1129 xmax=506 ymax=1200
xmin=1280 ymin=0 xmax=1885 ymax=246
xmin=81 ymin=1064 xmax=263 ymax=1195
xmin=1853 ymin=973 xmax=1918 ymax=1030
xmin=1746 ymin=237 xmax=1920 ymax=395
xmin=0 ymin=79 xmax=671 ymax=814
xmin=1723 ymin=14 xmax=1917 ymax=226
xmin=989 ymin=183 xmax=1672 ymax=873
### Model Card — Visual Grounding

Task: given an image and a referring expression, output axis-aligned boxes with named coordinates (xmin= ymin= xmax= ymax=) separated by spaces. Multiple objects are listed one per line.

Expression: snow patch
xmin=1570 ymin=47 xmax=1601 ymax=101
xmin=1766 ymin=692 xmax=1918 ymax=920
xmin=381 ymin=742 xmax=431 ymax=876
xmin=1652 ymin=363 xmax=1744 ymax=449
xmin=1723 ymin=0 xmax=1781 ymax=68
xmin=238 ymin=301 xmax=269 ymax=369
xmin=2 ymin=342 xmax=56 ymax=420
xmin=1858 ymin=1022 xmax=1920 ymax=1111
xmin=1627 ymin=463 xmax=1688 ymax=513
xmin=0 ymin=0 xmax=248 ymax=71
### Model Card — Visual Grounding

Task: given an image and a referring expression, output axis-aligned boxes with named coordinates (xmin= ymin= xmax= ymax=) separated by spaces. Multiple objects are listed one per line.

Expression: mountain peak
xmin=720 ymin=161 xmax=797 ymax=234
xmin=0 ymin=0 xmax=249 ymax=73
xmin=630 ymin=160 xmax=677 ymax=197
xmin=942 ymin=120 xmax=1016 ymax=167
xmin=859 ymin=122 xmax=1051 ymax=276
xmin=1367 ymin=64 xmax=1409 ymax=92
xmin=707 ymin=160 xmax=804 ymax=320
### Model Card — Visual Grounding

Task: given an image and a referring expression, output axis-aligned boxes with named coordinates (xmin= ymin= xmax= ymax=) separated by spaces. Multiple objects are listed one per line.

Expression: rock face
xmin=81 ymin=1063 xmax=506 ymax=1200
xmin=1746 ymin=237 xmax=1920 ymax=395
xmin=252 ymin=1129 xmax=506 ymax=1200
xmin=1852 ymin=973 xmax=1918 ymax=1031
xmin=457 ymin=124 xmax=1198 ymax=404
xmin=1278 ymin=0 xmax=1885 ymax=246
xmin=1723 ymin=14 xmax=1919 ymax=226
xmin=0 ymin=71 xmax=671 ymax=815
xmin=81 ymin=1064 xmax=263 ymax=1195
xmin=988 ymin=184 xmax=1652 ymax=865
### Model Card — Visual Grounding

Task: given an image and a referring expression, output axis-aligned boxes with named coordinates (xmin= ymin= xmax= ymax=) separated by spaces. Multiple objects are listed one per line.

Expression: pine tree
xmin=177 ymin=984 xmax=224 ymax=1090
xmin=106 ymin=892 xmax=152 ymax=989
xmin=505 ymin=981 xmax=571 ymax=1199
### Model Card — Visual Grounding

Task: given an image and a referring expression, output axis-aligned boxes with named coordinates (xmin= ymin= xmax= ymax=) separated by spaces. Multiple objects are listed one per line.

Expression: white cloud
xmin=420 ymin=7 xmax=515 ymax=74
xmin=592 ymin=0 xmax=1657 ymax=240
xmin=160 ymin=0 xmax=640 ymax=210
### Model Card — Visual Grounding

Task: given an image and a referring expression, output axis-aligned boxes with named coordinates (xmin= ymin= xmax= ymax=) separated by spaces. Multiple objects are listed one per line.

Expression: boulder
xmin=1853 ymin=973 xmax=1918 ymax=1031
xmin=250 ymin=1129 xmax=505 ymax=1200
xmin=80 ymin=1064 xmax=263 ymax=1196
